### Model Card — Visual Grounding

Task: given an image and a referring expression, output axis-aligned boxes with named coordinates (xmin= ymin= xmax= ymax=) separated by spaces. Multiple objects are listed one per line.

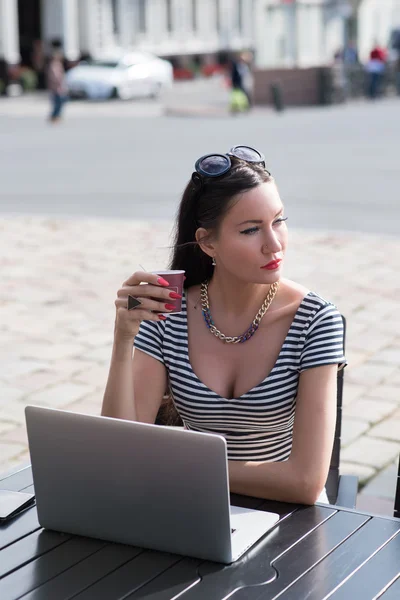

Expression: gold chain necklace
xmin=200 ymin=281 xmax=279 ymax=344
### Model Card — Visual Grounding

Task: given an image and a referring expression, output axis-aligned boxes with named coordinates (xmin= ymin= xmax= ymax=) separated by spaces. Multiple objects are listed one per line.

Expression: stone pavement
xmin=1 ymin=216 xmax=399 ymax=515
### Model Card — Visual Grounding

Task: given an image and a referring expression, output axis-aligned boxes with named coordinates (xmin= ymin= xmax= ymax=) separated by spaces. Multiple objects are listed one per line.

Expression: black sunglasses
xmin=192 ymin=146 xmax=269 ymax=187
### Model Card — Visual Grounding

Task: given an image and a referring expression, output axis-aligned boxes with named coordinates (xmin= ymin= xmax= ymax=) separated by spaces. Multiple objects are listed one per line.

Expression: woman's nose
xmin=262 ymin=233 xmax=282 ymax=254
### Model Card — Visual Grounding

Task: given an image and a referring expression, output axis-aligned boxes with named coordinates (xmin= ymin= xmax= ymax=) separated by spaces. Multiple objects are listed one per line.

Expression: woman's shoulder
xmin=278 ymin=279 xmax=310 ymax=305
xmin=280 ymin=279 xmax=340 ymax=319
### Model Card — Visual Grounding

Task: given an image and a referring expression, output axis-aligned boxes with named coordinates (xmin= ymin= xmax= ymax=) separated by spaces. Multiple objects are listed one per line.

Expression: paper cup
xmin=152 ymin=270 xmax=185 ymax=313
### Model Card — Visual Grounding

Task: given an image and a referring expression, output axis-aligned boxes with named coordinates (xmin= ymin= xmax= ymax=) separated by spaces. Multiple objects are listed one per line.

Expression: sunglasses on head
xmin=192 ymin=145 xmax=270 ymax=188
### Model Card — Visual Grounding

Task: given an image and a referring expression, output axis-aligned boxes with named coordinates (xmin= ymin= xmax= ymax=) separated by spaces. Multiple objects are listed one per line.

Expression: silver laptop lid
xmin=25 ymin=406 xmax=233 ymax=562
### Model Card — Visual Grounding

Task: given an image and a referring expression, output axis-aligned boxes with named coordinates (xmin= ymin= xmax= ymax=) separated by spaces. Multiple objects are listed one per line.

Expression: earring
xmin=212 ymin=257 xmax=216 ymax=266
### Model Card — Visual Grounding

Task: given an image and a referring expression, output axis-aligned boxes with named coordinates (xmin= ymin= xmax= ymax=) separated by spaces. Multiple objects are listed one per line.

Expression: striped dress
xmin=134 ymin=291 xmax=346 ymax=462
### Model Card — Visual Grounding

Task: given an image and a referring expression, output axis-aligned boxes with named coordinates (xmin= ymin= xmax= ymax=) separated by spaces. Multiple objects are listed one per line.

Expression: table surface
xmin=1 ymin=466 xmax=399 ymax=600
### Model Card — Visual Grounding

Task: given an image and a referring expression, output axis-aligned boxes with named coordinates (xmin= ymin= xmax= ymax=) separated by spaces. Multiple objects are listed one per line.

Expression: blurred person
xmin=102 ymin=145 xmax=346 ymax=505
xmin=332 ymin=49 xmax=347 ymax=101
xmin=342 ymin=40 xmax=359 ymax=65
xmin=46 ymin=40 xmax=68 ymax=123
xmin=230 ymin=52 xmax=253 ymax=108
xmin=366 ymin=42 xmax=387 ymax=99
xmin=342 ymin=40 xmax=360 ymax=99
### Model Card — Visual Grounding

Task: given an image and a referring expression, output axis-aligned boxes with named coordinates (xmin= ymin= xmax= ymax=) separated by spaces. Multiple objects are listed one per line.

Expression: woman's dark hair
xmin=169 ymin=156 xmax=272 ymax=288
xmin=156 ymin=156 xmax=272 ymax=427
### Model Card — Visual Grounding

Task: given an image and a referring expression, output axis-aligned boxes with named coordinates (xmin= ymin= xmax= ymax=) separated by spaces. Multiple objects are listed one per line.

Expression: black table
xmin=1 ymin=466 xmax=400 ymax=600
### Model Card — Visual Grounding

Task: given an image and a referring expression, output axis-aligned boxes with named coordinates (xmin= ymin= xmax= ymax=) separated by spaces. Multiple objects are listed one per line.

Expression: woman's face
xmin=212 ymin=181 xmax=288 ymax=284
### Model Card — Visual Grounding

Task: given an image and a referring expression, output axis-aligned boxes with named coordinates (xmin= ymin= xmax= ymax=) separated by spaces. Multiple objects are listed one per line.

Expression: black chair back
xmin=325 ymin=315 xmax=346 ymax=504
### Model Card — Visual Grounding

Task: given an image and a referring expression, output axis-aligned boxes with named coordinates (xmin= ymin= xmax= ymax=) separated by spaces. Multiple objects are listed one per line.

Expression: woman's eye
xmin=240 ymin=227 xmax=260 ymax=235
xmin=240 ymin=218 xmax=287 ymax=234
xmin=273 ymin=217 xmax=288 ymax=226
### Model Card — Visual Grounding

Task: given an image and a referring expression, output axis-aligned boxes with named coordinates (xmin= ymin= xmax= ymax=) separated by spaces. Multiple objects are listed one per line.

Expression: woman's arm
xmin=101 ymin=270 xmax=172 ymax=422
xmin=102 ymin=343 xmax=167 ymax=422
xmin=228 ymin=364 xmax=338 ymax=505
xmin=101 ymin=333 xmax=137 ymax=420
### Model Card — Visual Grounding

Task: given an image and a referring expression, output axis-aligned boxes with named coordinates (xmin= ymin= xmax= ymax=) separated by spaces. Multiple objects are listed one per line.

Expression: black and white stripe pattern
xmin=134 ymin=292 xmax=346 ymax=462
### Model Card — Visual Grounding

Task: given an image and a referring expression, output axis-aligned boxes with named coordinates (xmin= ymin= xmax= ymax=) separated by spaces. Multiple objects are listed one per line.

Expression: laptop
xmin=25 ymin=406 xmax=279 ymax=564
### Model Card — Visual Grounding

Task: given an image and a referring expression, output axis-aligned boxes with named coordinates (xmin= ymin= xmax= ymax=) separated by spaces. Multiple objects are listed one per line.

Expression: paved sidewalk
xmin=0 ymin=78 xmax=229 ymax=120
xmin=0 ymin=79 xmax=270 ymax=120
xmin=1 ymin=216 xmax=399 ymax=514
xmin=0 ymin=92 xmax=164 ymax=119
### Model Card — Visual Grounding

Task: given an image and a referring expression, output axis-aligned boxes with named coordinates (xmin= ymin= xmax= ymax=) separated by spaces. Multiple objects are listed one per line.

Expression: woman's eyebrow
xmin=237 ymin=211 xmax=284 ymax=227
xmin=237 ymin=219 xmax=263 ymax=226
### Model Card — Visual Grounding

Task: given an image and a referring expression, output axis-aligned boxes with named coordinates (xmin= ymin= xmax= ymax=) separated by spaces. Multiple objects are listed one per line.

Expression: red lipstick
xmin=261 ymin=259 xmax=282 ymax=270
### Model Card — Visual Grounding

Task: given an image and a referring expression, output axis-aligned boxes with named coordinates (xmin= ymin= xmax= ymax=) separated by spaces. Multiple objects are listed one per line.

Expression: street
xmin=0 ymin=90 xmax=399 ymax=235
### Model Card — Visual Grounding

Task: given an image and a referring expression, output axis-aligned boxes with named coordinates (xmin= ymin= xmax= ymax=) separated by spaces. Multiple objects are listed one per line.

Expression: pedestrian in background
xmin=342 ymin=40 xmax=358 ymax=66
xmin=366 ymin=42 xmax=387 ymax=99
xmin=230 ymin=52 xmax=253 ymax=108
xmin=342 ymin=40 xmax=359 ymax=98
xmin=332 ymin=49 xmax=347 ymax=102
xmin=46 ymin=40 xmax=68 ymax=123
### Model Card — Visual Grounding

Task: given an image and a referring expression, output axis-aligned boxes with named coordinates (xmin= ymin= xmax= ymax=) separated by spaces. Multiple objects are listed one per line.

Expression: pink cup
xmin=152 ymin=270 xmax=185 ymax=313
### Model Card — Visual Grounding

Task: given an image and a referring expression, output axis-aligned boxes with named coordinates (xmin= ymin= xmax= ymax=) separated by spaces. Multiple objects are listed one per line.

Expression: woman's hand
xmin=114 ymin=271 xmax=179 ymax=342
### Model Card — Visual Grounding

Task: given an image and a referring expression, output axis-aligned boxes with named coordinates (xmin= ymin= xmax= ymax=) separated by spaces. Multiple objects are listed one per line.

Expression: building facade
xmin=254 ymin=0 xmax=349 ymax=68
xmin=3 ymin=0 xmax=398 ymax=82
xmin=0 ymin=0 xmax=255 ymax=68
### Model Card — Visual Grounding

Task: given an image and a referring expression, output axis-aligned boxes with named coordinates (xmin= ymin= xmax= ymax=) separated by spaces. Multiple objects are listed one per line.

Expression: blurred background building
xmin=254 ymin=0 xmax=348 ymax=68
xmin=1 ymin=0 xmax=400 ymax=95
xmin=0 ymin=0 xmax=254 ymax=71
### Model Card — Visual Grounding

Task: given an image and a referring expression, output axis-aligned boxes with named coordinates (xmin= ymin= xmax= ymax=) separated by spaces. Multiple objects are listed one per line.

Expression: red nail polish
xmin=165 ymin=303 xmax=176 ymax=311
xmin=158 ymin=314 xmax=167 ymax=320
xmin=169 ymin=292 xmax=182 ymax=299
xmin=157 ymin=277 xmax=170 ymax=286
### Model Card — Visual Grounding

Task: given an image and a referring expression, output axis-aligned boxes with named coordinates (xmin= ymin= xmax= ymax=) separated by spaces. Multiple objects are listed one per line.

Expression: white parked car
xmin=66 ymin=51 xmax=173 ymax=100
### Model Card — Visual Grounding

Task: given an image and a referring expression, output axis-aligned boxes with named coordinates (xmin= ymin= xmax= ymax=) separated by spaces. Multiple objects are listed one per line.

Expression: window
xmin=192 ymin=0 xmax=197 ymax=32
xmin=138 ymin=0 xmax=146 ymax=33
xmin=166 ymin=0 xmax=173 ymax=32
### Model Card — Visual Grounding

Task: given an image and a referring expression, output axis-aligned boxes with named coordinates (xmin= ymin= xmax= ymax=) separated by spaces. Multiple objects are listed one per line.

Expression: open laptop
xmin=25 ymin=406 xmax=279 ymax=564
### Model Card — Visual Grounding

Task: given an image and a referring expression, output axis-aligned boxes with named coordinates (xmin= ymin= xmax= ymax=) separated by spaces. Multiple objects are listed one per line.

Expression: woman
xmin=102 ymin=146 xmax=346 ymax=505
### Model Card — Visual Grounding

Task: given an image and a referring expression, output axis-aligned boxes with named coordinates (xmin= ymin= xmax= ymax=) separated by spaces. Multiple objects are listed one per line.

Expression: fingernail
xmin=157 ymin=277 xmax=170 ymax=286
xmin=169 ymin=292 xmax=182 ymax=299
xmin=158 ymin=314 xmax=167 ymax=320
xmin=165 ymin=303 xmax=176 ymax=311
